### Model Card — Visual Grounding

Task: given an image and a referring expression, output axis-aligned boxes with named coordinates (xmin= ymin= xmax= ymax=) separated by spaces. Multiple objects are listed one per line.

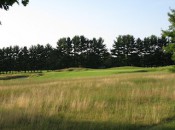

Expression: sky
xmin=0 ymin=0 xmax=175 ymax=49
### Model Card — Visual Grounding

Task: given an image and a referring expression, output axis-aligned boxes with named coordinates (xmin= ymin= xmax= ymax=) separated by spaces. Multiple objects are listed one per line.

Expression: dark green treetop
xmin=162 ymin=9 xmax=175 ymax=63
xmin=162 ymin=9 xmax=175 ymax=42
xmin=0 ymin=0 xmax=29 ymax=10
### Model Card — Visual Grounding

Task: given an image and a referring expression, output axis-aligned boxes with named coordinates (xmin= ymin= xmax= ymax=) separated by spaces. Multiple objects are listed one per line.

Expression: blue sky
xmin=0 ymin=0 xmax=175 ymax=49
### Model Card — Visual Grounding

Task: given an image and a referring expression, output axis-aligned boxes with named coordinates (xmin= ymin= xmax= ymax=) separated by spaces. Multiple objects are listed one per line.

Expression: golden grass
xmin=0 ymin=72 xmax=175 ymax=129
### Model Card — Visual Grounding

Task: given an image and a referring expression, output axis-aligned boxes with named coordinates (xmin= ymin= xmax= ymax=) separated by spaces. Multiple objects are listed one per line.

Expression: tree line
xmin=0 ymin=35 xmax=174 ymax=73
xmin=111 ymin=35 xmax=173 ymax=67
xmin=1 ymin=1 xmax=175 ymax=73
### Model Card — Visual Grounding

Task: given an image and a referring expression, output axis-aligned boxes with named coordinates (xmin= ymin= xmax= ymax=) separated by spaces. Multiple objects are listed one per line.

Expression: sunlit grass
xmin=0 ymin=67 xmax=175 ymax=129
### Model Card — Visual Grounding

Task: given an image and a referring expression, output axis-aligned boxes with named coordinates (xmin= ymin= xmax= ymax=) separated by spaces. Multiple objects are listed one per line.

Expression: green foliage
xmin=56 ymin=36 xmax=109 ymax=69
xmin=0 ymin=0 xmax=29 ymax=10
xmin=163 ymin=9 xmax=175 ymax=61
xmin=111 ymin=35 xmax=170 ymax=67
xmin=168 ymin=65 xmax=175 ymax=72
xmin=164 ymin=44 xmax=175 ymax=62
xmin=164 ymin=44 xmax=175 ymax=54
xmin=0 ymin=35 xmax=174 ymax=73
xmin=162 ymin=9 xmax=175 ymax=43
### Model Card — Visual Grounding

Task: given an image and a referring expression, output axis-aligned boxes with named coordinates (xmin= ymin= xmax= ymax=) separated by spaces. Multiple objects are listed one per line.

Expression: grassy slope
xmin=0 ymin=66 xmax=175 ymax=130
xmin=0 ymin=66 xmax=173 ymax=81
xmin=37 ymin=66 xmax=172 ymax=80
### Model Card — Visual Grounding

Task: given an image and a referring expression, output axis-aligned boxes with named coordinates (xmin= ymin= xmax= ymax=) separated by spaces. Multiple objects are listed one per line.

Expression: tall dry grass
xmin=0 ymin=72 xmax=175 ymax=129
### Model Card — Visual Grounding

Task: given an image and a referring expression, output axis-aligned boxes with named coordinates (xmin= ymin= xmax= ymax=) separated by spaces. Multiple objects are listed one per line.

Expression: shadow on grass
xmin=1 ymin=109 xmax=175 ymax=130
xmin=115 ymin=69 xmax=149 ymax=75
xmin=141 ymin=115 xmax=175 ymax=130
xmin=0 ymin=109 xmax=144 ymax=130
xmin=0 ymin=75 xmax=29 ymax=80
xmin=169 ymin=66 xmax=175 ymax=73
xmin=0 ymin=72 xmax=44 ymax=80
xmin=133 ymin=70 xmax=149 ymax=73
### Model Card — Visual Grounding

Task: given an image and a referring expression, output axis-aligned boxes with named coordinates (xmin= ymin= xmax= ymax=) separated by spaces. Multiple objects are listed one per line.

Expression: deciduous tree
xmin=162 ymin=9 xmax=175 ymax=63
xmin=0 ymin=0 xmax=29 ymax=10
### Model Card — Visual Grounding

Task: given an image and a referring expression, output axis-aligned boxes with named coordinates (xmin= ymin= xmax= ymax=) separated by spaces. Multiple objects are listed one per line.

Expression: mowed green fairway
xmin=0 ymin=66 xmax=175 ymax=130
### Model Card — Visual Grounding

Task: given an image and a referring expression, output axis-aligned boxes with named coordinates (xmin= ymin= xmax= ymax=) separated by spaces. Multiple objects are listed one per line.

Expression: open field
xmin=0 ymin=66 xmax=175 ymax=130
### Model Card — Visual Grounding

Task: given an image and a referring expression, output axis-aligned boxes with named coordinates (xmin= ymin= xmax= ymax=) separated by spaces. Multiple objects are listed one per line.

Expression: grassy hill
xmin=0 ymin=66 xmax=175 ymax=130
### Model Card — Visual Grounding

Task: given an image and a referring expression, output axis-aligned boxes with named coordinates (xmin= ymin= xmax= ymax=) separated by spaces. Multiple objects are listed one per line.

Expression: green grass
xmin=0 ymin=66 xmax=175 ymax=130
xmin=0 ymin=66 xmax=173 ymax=81
xmin=35 ymin=66 xmax=173 ymax=80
